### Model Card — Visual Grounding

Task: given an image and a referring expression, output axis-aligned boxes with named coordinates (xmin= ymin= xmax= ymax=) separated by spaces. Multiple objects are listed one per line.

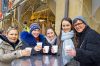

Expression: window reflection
xmin=12 ymin=59 xmax=32 ymax=66
xmin=50 ymin=56 xmax=58 ymax=66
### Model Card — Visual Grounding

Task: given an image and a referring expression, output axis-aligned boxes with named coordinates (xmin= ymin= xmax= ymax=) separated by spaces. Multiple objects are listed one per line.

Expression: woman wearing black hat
xmin=65 ymin=16 xmax=100 ymax=66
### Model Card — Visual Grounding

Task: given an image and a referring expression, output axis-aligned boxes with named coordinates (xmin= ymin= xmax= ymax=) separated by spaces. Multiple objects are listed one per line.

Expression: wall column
xmin=55 ymin=0 xmax=68 ymax=35
xmin=69 ymin=0 xmax=83 ymax=18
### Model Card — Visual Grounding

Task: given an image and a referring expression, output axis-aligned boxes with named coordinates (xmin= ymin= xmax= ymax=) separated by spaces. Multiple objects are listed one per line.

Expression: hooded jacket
xmin=0 ymin=35 xmax=23 ymax=66
xmin=73 ymin=16 xmax=100 ymax=66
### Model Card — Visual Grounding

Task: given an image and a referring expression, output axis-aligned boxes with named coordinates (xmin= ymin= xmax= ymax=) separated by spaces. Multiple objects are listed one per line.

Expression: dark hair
xmin=23 ymin=21 xmax=27 ymax=24
xmin=73 ymin=18 xmax=87 ymax=47
xmin=0 ymin=29 xmax=4 ymax=34
xmin=45 ymin=27 xmax=57 ymax=36
xmin=59 ymin=17 xmax=73 ymax=39
xmin=58 ymin=17 xmax=73 ymax=47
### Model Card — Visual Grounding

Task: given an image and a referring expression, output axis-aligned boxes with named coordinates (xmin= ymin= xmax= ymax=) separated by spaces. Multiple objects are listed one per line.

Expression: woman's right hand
xmin=65 ymin=48 xmax=76 ymax=57
xmin=34 ymin=45 xmax=42 ymax=51
xmin=51 ymin=47 xmax=55 ymax=53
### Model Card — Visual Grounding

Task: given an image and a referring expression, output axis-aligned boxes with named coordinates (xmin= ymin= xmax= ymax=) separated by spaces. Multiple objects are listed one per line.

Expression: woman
xmin=0 ymin=26 xmax=31 ymax=66
xmin=59 ymin=17 xmax=75 ymax=65
xmin=43 ymin=27 xmax=59 ymax=54
xmin=67 ymin=16 xmax=100 ymax=66
xmin=20 ymin=23 xmax=45 ymax=55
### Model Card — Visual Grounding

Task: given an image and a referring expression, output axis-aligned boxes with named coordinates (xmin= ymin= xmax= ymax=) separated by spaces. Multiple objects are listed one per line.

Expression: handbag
xmin=65 ymin=59 xmax=80 ymax=66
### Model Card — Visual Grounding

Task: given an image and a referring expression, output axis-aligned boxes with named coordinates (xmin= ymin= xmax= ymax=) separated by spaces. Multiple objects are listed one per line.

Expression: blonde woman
xmin=0 ymin=26 xmax=31 ymax=66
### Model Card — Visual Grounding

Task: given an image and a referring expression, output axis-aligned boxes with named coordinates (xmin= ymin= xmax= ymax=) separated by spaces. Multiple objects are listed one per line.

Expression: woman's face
xmin=73 ymin=20 xmax=86 ymax=33
xmin=62 ymin=20 xmax=72 ymax=32
xmin=31 ymin=29 xmax=40 ymax=38
xmin=46 ymin=29 xmax=55 ymax=40
xmin=7 ymin=29 xmax=18 ymax=43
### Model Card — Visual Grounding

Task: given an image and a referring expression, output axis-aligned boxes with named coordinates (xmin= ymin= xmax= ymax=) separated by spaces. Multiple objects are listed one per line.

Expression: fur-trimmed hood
xmin=20 ymin=31 xmax=45 ymax=46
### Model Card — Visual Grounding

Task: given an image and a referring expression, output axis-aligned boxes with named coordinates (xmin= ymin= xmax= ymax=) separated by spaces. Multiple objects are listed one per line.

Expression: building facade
xmin=0 ymin=0 xmax=100 ymax=34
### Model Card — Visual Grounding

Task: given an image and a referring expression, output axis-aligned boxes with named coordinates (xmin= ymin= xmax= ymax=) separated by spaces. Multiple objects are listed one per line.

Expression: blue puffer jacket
xmin=20 ymin=31 xmax=45 ymax=47
xmin=20 ymin=31 xmax=45 ymax=55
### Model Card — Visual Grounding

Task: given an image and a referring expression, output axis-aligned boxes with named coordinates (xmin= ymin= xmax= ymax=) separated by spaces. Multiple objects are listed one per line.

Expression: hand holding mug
xmin=51 ymin=45 xmax=58 ymax=53
xmin=65 ymin=48 xmax=76 ymax=57
xmin=34 ymin=42 xmax=42 ymax=51
xmin=34 ymin=45 xmax=42 ymax=51
xmin=43 ymin=46 xmax=49 ymax=53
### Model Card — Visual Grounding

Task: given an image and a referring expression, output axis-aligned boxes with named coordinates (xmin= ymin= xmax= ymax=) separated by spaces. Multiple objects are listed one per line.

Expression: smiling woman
xmin=73 ymin=20 xmax=86 ymax=33
xmin=67 ymin=16 xmax=100 ymax=66
xmin=20 ymin=22 xmax=45 ymax=55
xmin=0 ymin=26 xmax=31 ymax=66
xmin=6 ymin=27 xmax=19 ymax=43
xmin=59 ymin=17 xmax=75 ymax=66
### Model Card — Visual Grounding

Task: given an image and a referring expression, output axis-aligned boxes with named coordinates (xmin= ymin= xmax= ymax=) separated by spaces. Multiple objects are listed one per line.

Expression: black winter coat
xmin=74 ymin=27 xmax=100 ymax=66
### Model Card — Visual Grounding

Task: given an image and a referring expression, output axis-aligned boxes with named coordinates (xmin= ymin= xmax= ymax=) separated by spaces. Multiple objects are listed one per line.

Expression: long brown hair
xmin=73 ymin=33 xmax=78 ymax=48
xmin=45 ymin=27 xmax=57 ymax=36
xmin=59 ymin=17 xmax=73 ymax=46
xmin=59 ymin=17 xmax=73 ymax=39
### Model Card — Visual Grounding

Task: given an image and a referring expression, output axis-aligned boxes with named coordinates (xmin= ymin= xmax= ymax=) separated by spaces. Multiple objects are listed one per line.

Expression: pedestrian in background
xmin=23 ymin=21 xmax=30 ymax=32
